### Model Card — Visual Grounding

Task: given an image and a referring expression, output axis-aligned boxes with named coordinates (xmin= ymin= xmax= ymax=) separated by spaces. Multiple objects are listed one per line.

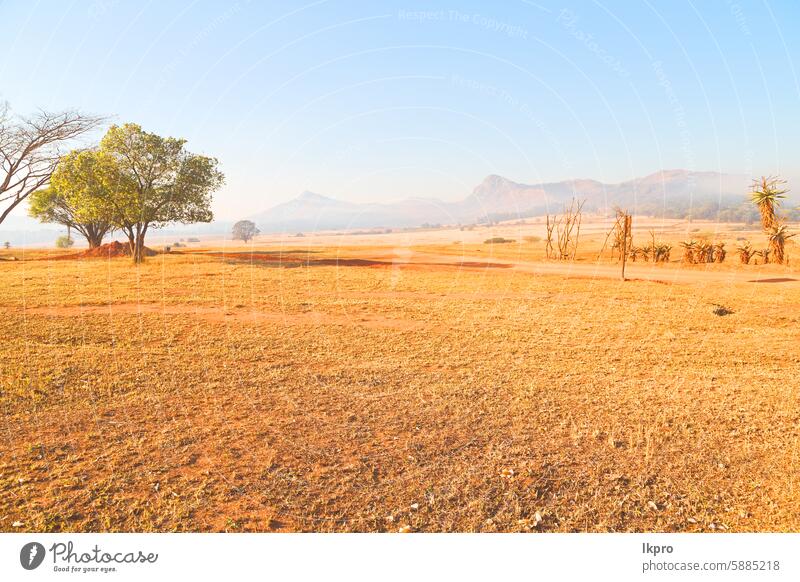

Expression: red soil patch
xmin=49 ymin=241 xmax=158 ymax=260
xmin=205 ymin=251 xmax=511 ymax=271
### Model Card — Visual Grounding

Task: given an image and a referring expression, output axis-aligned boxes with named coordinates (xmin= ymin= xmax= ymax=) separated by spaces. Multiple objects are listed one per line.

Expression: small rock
xmin=647 ymin=501 xmax=659 ymax=511
xmin=410 ymin=503 xmax=419 ymax=511
xmin=398 ymin=525 xmax=413 ymax=533
xmin=12 ymin=521 xmax=23 ymax=528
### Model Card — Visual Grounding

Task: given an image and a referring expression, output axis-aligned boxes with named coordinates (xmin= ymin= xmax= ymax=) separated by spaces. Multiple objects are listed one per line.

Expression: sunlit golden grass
xmin=1 ymin=235 xmax=799 ymax=532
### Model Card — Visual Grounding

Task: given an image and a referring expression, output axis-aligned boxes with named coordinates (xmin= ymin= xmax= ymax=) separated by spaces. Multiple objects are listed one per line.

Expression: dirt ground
xmin=1 ymin=218 xmax=799 ymax=532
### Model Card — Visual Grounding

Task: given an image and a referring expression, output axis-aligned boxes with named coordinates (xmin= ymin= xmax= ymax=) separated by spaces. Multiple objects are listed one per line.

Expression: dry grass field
xmin=1 ymin=218 xmax=799 ymax=532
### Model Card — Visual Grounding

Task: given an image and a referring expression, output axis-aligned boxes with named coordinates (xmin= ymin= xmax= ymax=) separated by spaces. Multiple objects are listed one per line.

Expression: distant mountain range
xmin=249 ymin=170 xmax=758 ymax=232
xmin=4 ymin=170 xmax=792 ymax=246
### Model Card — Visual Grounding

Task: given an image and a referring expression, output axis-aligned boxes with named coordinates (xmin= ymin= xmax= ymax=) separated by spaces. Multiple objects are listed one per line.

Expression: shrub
xmin=55 ymin=235 xmax=74 ymax=248
xmin=484 ymin=237 xmax=515 ymax=244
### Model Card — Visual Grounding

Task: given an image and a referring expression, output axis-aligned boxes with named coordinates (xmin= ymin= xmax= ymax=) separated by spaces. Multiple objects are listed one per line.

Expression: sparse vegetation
xmin=750 ymin=175 xmax=794 ymax=265
xmin=650 ymin=242 xmax=672 ymax=263
xmin=736 ymin=241 xmax=755 ymax=264
xmin=713 ymin=242 xmax=726 ymax=263
xmin=54 ymin=235 xmax=74 ymax=248
xmin=681 ymin=240 xmax=697 ymax=263
xmin=1 ymin=234 xmax=799 ymax=533
xmin=545 ymin=198 xmax=585 ymax=260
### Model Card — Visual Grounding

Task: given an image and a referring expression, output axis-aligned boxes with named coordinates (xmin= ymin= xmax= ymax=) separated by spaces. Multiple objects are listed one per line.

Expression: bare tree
xmin=0 ymin=105 xmax=103 ymax=225
xmin=545 ymin=214 xmax=556 ymax=259
xmin=545 ymin=198 xmax=585 ymax=260
xmin=598 ymin=208 xmax=631 ymax=261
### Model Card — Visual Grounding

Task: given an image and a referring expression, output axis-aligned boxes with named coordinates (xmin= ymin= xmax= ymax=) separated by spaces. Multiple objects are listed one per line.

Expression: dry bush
xmin=680 ymin=240 xmax=697 ymax=264
xmin=713 ymin=243 xmax=726 ymax=263
xmin=652 ymin=243 xmax=672 ymax=263
xmin=767 ymin=224 xmax=795 ymax=265
xmin=601 ymin=209 xmax=632 ymax=261
xmin=736 ymin=241 xmax=755 ymax=264
xmin=545 ymin=198 xmax=585 ymax=260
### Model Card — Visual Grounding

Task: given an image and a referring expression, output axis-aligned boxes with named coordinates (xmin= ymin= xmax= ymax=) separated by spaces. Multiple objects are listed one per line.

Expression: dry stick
xmin=650 ymin=229 xmax=656 ymax=263
xmin=556 ymin=200 xmax=567 ymax=259
xmin=554 ymin=197 xmax=585 ymax=260
xmin=597 ymin=214 xmax=622 ymax=260
xmin=571 ymin=199 xmax=586 ymax=260
xmin=620 ymin=214 xmax=631 ymax=280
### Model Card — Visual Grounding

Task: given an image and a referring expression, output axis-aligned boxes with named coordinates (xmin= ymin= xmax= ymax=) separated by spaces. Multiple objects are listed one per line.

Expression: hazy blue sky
xmin=2 ymin=0 xmax=799 ymax=218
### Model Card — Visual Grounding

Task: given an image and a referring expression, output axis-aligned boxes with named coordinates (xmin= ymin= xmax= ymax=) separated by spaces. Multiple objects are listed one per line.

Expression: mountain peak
xmin=478 ymin=174 xmax=515 ymax=188
xmin=297 ymin=190 xmax=331 ymax=202
xmin=250 ymin=169 xmax=750 ymax=233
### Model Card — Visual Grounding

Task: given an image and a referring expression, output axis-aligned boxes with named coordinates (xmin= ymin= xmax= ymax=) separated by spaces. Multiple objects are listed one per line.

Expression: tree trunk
xmin=133 ymin=235 xmax=144 ymax=263
xmin=125 ymin=231 xmax=137 ymax=261
xmin=620 ymin=215 xmax=631 ymax=281
xmin=86 ymin=226 xmax=103 ymax=249
xmin=132 ymin=225 xmax=148 ymax=263
xmin=770 ymin=240 xmax=784 ymax=265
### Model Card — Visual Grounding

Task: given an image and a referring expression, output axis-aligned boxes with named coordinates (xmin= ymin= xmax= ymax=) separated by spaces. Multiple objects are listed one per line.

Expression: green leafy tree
xmin=29 ymin=171 xmax=115 ymax=249
xmin=232 ymin=220 xmax=259 ymax=242
xmin=94 ymin=124 xmax=224 ymax=262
